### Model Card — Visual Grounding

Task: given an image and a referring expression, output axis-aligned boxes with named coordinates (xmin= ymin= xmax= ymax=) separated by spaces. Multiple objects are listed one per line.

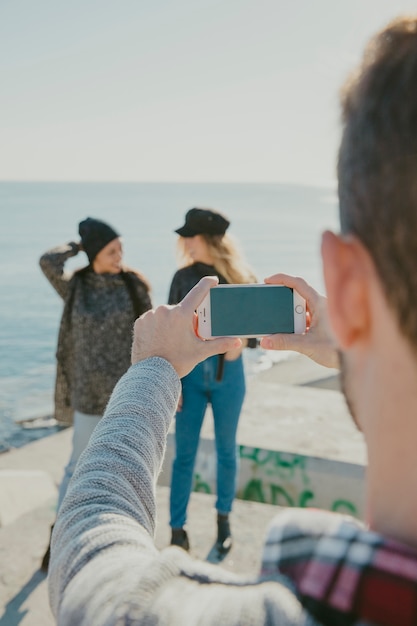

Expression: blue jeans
xmin=170 ymin=354 xmax=246 ymax=529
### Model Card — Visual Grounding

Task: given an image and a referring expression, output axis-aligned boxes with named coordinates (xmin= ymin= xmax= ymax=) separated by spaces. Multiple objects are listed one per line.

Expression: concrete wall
xmin=159 ymin=434 xmax=366 ymax=520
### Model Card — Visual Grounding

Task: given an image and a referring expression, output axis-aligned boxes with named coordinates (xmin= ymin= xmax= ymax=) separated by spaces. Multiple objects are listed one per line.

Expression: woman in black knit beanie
xmin=39 ymin=217 xmax=152 ymax=571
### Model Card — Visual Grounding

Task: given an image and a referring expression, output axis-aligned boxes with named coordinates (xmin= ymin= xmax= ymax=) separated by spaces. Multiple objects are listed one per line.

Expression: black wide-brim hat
xmin=175 ymin=208 xmax=230 ymax=237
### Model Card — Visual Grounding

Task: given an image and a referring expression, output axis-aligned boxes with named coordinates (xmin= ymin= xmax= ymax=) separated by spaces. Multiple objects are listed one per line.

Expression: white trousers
xmin=57 ymin=410 xmax=102 ymax=510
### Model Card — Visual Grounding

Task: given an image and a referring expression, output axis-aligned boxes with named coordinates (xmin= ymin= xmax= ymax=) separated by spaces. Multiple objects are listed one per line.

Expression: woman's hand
xmin=259 ymin=273 xmax=340 ymax=370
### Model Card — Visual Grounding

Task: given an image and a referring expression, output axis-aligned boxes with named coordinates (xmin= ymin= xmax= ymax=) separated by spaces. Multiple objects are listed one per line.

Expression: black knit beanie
xmin=78 ymin=217 xmax=120 ymax=263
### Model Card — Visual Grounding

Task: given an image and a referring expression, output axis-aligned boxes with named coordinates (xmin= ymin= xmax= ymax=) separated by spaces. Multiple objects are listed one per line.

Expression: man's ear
xmin=321 ymin=231 xmax=370 ymax=349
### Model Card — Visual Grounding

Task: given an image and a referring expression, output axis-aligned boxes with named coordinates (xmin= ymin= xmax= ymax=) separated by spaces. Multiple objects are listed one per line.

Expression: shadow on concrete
xmin=0 ymin=570 xmax=46 ymax=626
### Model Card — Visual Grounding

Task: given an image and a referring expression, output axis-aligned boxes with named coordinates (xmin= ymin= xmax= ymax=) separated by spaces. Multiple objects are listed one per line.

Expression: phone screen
xmin=210 ymin=285 xmax=295 ymax=336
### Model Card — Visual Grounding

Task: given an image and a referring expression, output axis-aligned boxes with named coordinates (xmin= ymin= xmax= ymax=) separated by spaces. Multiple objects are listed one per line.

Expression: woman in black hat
xmin=168 ymin=207 xmax=257 ymax=555
xmin=39 ymin=217 xmax=152 ymax=570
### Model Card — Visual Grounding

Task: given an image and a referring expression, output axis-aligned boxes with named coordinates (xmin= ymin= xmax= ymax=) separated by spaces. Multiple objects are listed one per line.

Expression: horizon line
xmin=0 ymin=178 xmax=337 ymax=189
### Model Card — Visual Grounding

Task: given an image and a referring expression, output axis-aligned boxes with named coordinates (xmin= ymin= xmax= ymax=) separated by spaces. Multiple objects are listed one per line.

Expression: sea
xmin=0 ymin=181 xmax=339 ymax=452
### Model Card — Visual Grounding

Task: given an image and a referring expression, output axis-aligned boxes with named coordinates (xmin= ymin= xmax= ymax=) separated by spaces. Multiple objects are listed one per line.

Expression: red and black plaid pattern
xmin=261 ymin=508 xmax=417 ymax=626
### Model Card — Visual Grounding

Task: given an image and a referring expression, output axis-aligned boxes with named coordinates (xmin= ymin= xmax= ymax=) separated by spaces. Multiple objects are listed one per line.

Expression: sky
xmin=1 ymin=0 xmax=416 ymax=185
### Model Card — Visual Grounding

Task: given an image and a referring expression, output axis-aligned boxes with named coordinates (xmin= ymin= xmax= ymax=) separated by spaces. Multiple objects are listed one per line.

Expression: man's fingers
xmin=264 ymin=273 xmax=317 ymax=303
xmin=180 ymin=276 xmax=219 ymax=314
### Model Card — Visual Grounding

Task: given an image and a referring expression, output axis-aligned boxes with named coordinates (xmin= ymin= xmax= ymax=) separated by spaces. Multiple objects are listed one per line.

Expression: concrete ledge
xmin=0 ymin=469 xmax=57 ymax=528
xmin=159 ymin=355 xmax=367 ymax=520
xmin=159 ymin=434 xmax=366 ymax=520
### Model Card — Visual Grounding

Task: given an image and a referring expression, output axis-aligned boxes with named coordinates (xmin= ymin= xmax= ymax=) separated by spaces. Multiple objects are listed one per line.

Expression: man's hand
xmin=259 ymin=273 xmax=340 ymax=370
xmin=131 ymin=276 xmax=242 ymax=379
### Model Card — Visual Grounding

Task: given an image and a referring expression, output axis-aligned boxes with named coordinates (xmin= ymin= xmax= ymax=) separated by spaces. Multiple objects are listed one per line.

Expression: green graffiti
xmin=240 ymin=477 xmax=357 ymax=517
xmin=299 ymin=490 xmax=315 ymax=508
xmin=242 ymin=479 xmax=265 ymax=503
xmin=239 ymin=446 xmax=309 ymax=485
xmin=331 ymin=499 xmax=357 ymax=515
xmin=243 ymin=482 xmax=315 ymax=508
xmin=271 ymin=453 xmax=308 ymax=484
xmin=239 ymin=446 xmax=275 ymax=465
xmin=269 ymin=485 xmax=294 ymax=506
xmin=192 ymin=445 xmax=360 ymax=518
xmin=193 ymin=473 xmax=211 ymax=494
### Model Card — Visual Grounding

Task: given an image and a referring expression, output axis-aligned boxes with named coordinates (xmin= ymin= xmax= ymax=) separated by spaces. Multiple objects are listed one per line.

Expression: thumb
xmin=260 ymin=333 xmax=298 ymax=352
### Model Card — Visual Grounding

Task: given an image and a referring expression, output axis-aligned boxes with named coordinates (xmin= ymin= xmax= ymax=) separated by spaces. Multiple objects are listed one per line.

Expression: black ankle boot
xmin=216 ymin=514 xmax=232 ymax=554
xmin=40 ymin=523 xmax=54 ymax=572
xmin=170 ymin=528 xmax=190 ymax=551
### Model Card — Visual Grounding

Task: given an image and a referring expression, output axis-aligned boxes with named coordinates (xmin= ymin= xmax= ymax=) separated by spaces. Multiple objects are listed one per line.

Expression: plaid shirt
xmin=261 ymin=508 xmax=417 ymax=626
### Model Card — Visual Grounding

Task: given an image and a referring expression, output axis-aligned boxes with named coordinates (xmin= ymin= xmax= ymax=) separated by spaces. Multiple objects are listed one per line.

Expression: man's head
xmin=319 ymin=19 xmax=417 ymax=539
xmin=337 ymin=16 xmax=417 ymax=349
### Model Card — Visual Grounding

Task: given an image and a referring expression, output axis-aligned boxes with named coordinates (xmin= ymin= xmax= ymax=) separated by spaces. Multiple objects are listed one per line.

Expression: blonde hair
xmin=177 ymin=233 xmax=257 ymax=285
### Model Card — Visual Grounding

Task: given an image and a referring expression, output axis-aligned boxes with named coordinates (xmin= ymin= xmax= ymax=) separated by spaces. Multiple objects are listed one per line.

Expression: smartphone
xmin=197 ymin=284 xmax=306 ymax=339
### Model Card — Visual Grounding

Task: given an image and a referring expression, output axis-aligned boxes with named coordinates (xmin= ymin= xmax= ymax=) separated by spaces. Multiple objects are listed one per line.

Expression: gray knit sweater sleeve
xmin=48 ymin=357 xmax=312 ymax=626
xmin=39 ymin=241 xmax=81 ymax=299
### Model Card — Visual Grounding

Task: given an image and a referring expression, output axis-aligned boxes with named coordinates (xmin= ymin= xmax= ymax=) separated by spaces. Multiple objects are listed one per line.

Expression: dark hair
xmin=338 ymin=16 xmax=417 ymax=346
